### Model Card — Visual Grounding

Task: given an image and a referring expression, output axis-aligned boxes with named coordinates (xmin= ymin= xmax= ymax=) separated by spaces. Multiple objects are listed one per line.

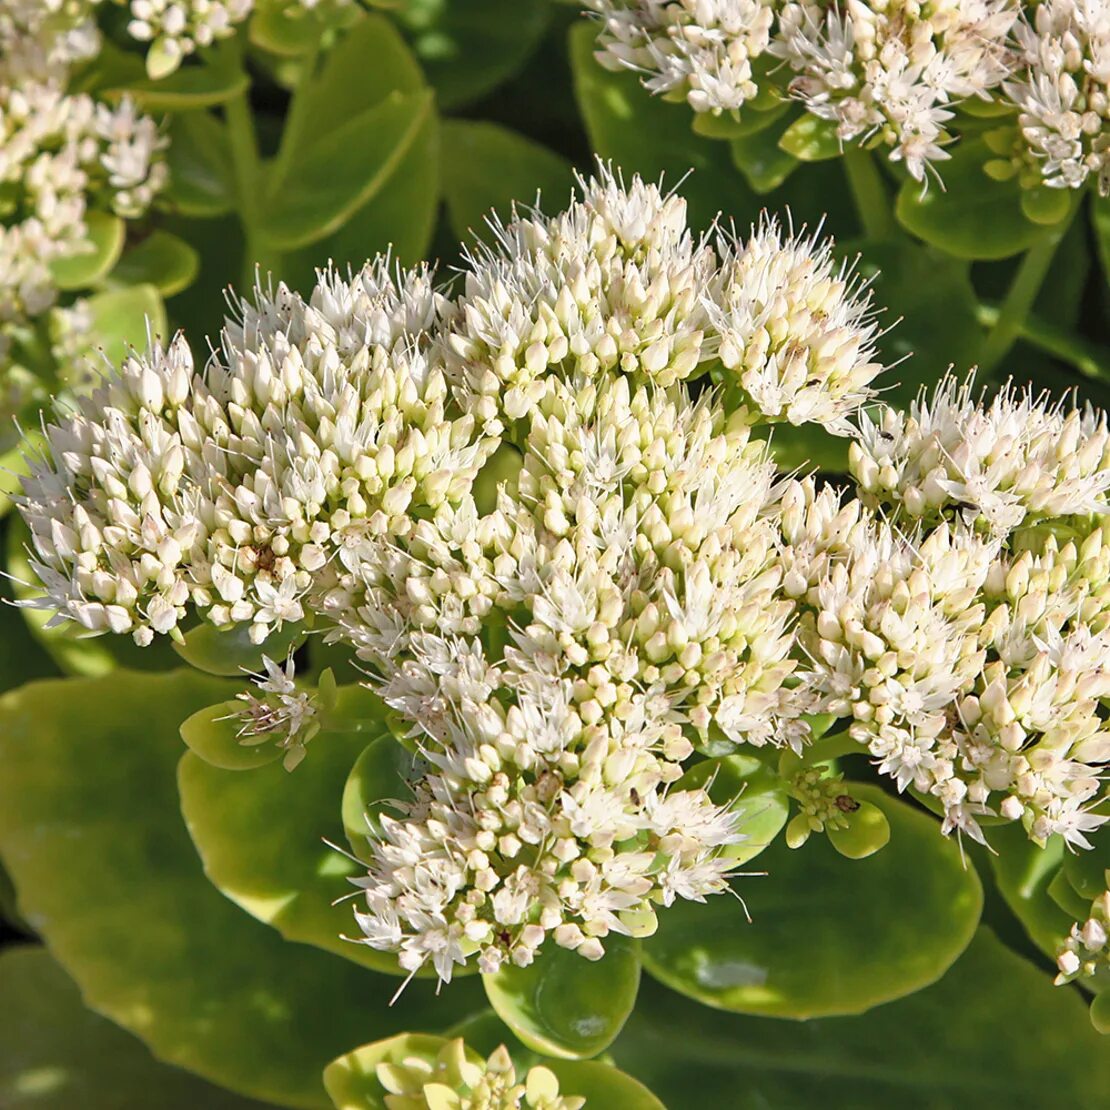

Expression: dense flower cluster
xmin=443 ymin=171 xmax=882 ymax=431
xmin=1007 ymin=0 xmax=1110 ymax=194
xmin=16 ymin=168 xmax=1110 ymax=984
xmin=0 ymin=5 xmax=167 ymax=357
xmin=1057 ymin=879 xmax=1110 ymax=984
xmin=585 ymin=0 xmax=1110 ymax=191
xmin=17 ymin=259 xmax=494 ymax=644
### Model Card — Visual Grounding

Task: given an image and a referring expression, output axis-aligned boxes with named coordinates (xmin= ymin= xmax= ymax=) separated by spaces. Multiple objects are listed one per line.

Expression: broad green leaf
xmin=277 ymin=104 xmax=439 ymax=289
xmin=0 ymin=947 xmax=273 ymax=1109
xmin=84 ymin=284 xmax=168 ymax=366
xmin=110 ymin=231 xmax=199 ymax=296
xmin=395 ymin=0 xmax=549 ymax=108
xmin=1022 ymin=184 xmax=1073 ymax=227
xmin=180 ymin=700 xmax=283 ymax=770
xmin=483 ymin=935 xmax=641 ymax=1060
xmin=896 ymin=141 xmax=1047 ymax=260
xmin=6 ymin=517 xmax=179 ymax=676
xmin=105 ymin=63 xmax=249 ymax=111
xmin=641 ymin=786 xmax=982 ymax=1018
xmin=613 ymin=929 xmax=1110 ymax=1108
xmin=568 ymin=22 xmax=754 ymax=233
xmin=0 ymin=569 xmax=58 ymax=694
xmin=987 ymin=823 xmax=1073 ymax=956
xmin=674 ymin=754 xmax=789 ymax=864
xmin=842 ymin=239 xmax=982 ymax=407
xmin=259 ymin=91 xmax=435 ymax=251
xmin=440 ymin=121 xmax=575 ymax=243
xmin=341 ymin=734 xmax=421 ymax=858
xmin=730 ymin=125 xmax=799 ymax=194
xmin=543 ymin=1059 xmax=664 ymax=1109
xmin=274 ymin=13 xmax=423 ymax=183
xmin=172 ymin=619 xmax=307 ymax=677
xmin=178 ymin=723 xmax=412 ymax=974
xmin=50 ymin=212 xmax=124 ymax=290
xmin=777 ymin=115 xmax=842 ymax=162
xmin=826 ymin=800 xmax=891 ymax=860
xmin=0 ymin=672 xmax=486 ymax=1108
xmin=250 ymin=0 xmax=355 ymax=56
xmin=1094 ymin=194 xmax=1110 ymax=287
xmin=1063 ymin=837 xmax=1110 ymax=902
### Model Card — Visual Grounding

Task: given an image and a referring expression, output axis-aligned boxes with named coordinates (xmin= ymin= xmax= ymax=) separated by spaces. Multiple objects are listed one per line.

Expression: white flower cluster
xmin=584 ymin=0 xmax=778 ymax=114
xmin=443 ymin=169 xmax=883 ymax=433
xmin=340 ymin=374 xmax=793 ymax=979
xmin=18 ymin=260 xmax=497 ymax=646
xmin=1056 ymin=880 xmax=1110 ymax=983
xmin=17 ymin=168 xmax=1110 ymax=983
xmin=587 ymin=0 xmax=1110 ymax=192
xmin=784 ymin=376 xmax=1110 ymax=846
xmin=0 ymin=6 xmax=168 ymax=349
xmin=1006 ymin=0 xmax=1110 ymax=195
xmin=232 ymin=654 xmax=320 ymax=770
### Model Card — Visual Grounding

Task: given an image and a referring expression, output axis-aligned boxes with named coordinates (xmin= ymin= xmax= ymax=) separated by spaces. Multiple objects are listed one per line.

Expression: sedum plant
xmin=2 ymin=3 xmax=1110 ymax=1109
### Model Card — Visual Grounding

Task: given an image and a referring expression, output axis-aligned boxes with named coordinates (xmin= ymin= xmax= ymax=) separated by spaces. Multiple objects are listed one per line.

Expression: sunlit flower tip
xmin=233 ymin=654 xmax=319 ymax=771
xmin=849 ymin=375 xmax=1110 ymax=536
xmin=773 ymin=0 xmax=1018 ymax=181
xmin=444 ymin=162 xmax=716 ymax=422
xmin=1006 ymin=0 xmax=1110 ymax=195
xmin=711 ymin=217 xmax=884 ymax=433
xmin=585 ymin=0 xmax=778 ymax=115
xmin=376 ymin=1038 xmax=585 ymax=1110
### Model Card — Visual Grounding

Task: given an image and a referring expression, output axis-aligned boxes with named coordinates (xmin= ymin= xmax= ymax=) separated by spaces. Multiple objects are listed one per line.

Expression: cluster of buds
xmin=232 ymin=654 xmax=320 ymax=770
xmin=1007 ymin=0 xmax=1110 ymax=195
xmin=585 ymin=0 xmax=1110 ymax=192
xmin=1056 ymin=880 xmax=1110 ymax=984
xmin=443 ymin=168 xmax=883 ymax=431
xmin=17 ymin=260 xmax=497 ymax=645
xmin=370 ymin=1038 xmax=584 ymax=1110
xmin=16 ymin=167 xmax=1110 ymax=983
xmin=0 ymin=10 xmax=167 ymax=350
xmin=849 ymin=376 xmax=1110 ymax=536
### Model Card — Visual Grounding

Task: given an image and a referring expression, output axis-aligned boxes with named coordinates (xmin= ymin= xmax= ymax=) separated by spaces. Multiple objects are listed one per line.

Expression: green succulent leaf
xmin=105 ymin=62 xmax=249 ymax=111
xmin=1062 ymin=833 xmax=1110 ymax=902
xmin=826 ymin=800 xmax=891 ymax=860
xmin=483 ymin=935 xmax=641 ymax=1060
xmin=986 ymin=823 xmax=1073 ymax=956
xmin=440 ymin=120 xmax=575 ymax=244
xmin=0 ymin=946 xmax=274 ymax=1109
xmin=777 ymin=115 xmax=843 ymax=162
xmin=273 ymin=13 xmax=424 ymax=184
xmin=641 ymin=785 xmax=982 ymax=1018
xmin=730 ymin=125 xmax=799 ymax=194
xmin=83 ymin=284 xmax=168 ymax=366
xmin=895 ymin=141 xmax=1048 ymax=260
xmin=178 ymin=722 xmax=411 ymax=974
xmin=110 ymin=231 xmax=200 ymax=297
xmin=674 ymin=753 xmax=789 ymax=864
xmin=613 ymin=929 xmax=1110 ymax=1108
xmin=164 ymin=111 xmax=237 ymax=218
xmin=341 ymin=733 xmax=422 ymax=859
xmin=395 ymin=0 xmax=550 ymax=109
xmin=49 ymin=211 xmax=125 ymax=290
xmin=1093 ymin=194 xmax=1110 ymax=286
xmin=0 ymin=671 xmax=486 ymax=1108
xmin=171 ymin=620 xmax=307 ymax=677
xmin=180 ymin=700 xmax=283 ymax=770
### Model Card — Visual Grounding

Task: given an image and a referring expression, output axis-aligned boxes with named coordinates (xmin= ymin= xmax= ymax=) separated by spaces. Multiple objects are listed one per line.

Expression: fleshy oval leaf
xmin=482 ymin=935 xmax=641 ymax=1060
xmin=172 ymin=620 xmax=307 ymax=677
xmin=180 ymin=699 xmax=282 ymax=771
xmin=641 ymin=785 xmax=982 ymax=1018
xmin=49 ymin=211 xmax=125 ymax=290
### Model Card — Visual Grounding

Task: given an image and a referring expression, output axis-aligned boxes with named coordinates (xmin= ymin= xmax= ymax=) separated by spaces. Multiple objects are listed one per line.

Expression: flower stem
xmin=978 ymin=214 xmax=1074 ymax=375
xmin=975 ymin=303 xmax=1110 ymax=381
xmin=843 ymin=148 xmax=893 ymax=241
